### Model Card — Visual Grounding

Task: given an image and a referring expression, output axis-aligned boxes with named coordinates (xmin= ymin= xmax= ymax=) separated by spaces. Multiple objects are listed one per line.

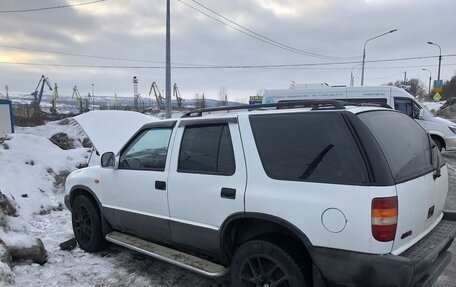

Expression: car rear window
xmin=358 ymin=110 xmax=435 ymax=183
xmin=249 ymin=112 xmax=368 ymax=185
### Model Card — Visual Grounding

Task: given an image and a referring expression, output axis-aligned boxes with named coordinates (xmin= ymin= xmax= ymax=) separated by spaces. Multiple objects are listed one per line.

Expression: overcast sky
xmin=0 ymin=0 xmax=455 ymax=102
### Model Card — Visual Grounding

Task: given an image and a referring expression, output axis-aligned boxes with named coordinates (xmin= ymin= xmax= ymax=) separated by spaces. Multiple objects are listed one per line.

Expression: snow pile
xmin=0 ymin=118 xmax=91 ymax=284
xmin=421 ymin=100 xmax=445 ymax=115
xmin=0 ymin=133 xmax=89 ymax=220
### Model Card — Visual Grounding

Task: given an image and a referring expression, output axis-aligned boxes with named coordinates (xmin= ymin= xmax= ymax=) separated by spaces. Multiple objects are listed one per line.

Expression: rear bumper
xmin=313 ymin=211 xmax=456 ymax=287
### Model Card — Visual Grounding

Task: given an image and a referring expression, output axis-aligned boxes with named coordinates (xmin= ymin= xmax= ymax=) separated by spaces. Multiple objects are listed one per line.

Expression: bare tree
xmin=443 ymin=74 xmax=456 ymax=100
xmin=385 ymin=78 xmax=426 ymax=100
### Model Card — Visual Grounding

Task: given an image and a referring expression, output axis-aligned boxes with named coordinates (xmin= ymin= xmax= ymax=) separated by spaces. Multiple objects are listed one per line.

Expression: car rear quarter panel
xmin=238 ymin=115 xmax=396 ymax=254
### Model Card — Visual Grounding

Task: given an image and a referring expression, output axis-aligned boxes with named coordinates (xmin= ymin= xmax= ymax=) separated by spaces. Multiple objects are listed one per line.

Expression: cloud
xmin=0 ymin=0 xmax=455 ymax=101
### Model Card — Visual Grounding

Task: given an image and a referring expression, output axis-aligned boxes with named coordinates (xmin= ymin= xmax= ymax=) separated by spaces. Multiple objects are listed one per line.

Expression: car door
xmin=167 ymin=118 xmax=246 ymax=255
xmin=101 ymin=123 xmax=176 ymax=243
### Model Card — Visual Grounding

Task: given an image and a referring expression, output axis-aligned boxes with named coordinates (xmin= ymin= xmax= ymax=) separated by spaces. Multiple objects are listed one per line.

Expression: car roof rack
xmin=181 ymin=100 xmax=346 ymax=118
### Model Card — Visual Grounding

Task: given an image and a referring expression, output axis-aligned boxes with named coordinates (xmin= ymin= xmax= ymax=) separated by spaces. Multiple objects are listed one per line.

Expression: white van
xmin=261 ymin=86 xmax=456 ymax=151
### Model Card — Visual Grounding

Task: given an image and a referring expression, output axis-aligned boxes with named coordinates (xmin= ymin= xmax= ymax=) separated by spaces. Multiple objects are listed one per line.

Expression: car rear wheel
xmin=72 ymin=195 xmax=106 ymax=252
xmin=230 ymin=240 xmax=309 ymax=287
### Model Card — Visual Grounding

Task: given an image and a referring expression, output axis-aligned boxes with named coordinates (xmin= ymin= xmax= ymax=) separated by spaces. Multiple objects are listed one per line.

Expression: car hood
xmin=430 ymin=116 xmax=456 ymax=127
xmin=74 ymin=110 xmax=155 ymax=154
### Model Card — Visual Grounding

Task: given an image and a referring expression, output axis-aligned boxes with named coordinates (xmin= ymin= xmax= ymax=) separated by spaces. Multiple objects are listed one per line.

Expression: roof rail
xmin=181 ymin=100 xmax=346 ymax=118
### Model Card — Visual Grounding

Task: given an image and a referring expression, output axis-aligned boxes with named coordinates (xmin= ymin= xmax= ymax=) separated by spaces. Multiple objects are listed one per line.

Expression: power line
xmin=185 ymin=0 xmax=359 ymax=60
xmin=0 ymin=43 xmax=212 ymax=66
xmin=264 ymin=63 xmax=456 ymax=70
xmin=177 ymin=0 xmax=359 ymax=60
xmin=0 ymin=0 xmax=106 ymax=13
xmin=0 ymin=54 xmax=455 ymax=69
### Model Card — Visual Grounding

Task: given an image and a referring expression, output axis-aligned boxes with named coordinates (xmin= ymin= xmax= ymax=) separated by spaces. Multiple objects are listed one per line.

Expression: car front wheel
xmin=72 ymin=195 xmax=106 ymax=252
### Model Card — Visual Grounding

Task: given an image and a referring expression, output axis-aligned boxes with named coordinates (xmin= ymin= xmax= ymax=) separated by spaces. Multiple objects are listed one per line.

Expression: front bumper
xmin=313 ymin=211 xmax=456 ymax=287
xmin=444 ymin=135 xmax=456 ymax=151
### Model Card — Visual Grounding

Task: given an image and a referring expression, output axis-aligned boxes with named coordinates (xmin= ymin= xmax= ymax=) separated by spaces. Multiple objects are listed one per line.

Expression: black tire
xmin=230 ymin=240 xmax=309 ymax=287
xmin=72 ymin=196 xmax=106 ymax=252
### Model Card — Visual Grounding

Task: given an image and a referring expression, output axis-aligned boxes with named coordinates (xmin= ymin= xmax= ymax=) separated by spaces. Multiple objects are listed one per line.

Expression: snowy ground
xmin=421 ymin=100 xmax=446 ymax=113
xmin=0 ymin=112 xmax=455 ymax=286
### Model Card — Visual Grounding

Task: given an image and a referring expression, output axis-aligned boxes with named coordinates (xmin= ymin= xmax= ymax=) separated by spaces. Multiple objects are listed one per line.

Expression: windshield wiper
xmin=299 ymin=144 xmax=334 ymax=180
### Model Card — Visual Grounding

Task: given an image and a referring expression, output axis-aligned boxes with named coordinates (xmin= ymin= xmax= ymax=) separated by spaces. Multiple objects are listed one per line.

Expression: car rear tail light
xmin=371 ymin=196 xmax=398 ymax=242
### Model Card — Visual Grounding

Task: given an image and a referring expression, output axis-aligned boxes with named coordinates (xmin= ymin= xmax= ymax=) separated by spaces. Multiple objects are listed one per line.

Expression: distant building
xmin=0 ymin=99 xmax=14 ymax=136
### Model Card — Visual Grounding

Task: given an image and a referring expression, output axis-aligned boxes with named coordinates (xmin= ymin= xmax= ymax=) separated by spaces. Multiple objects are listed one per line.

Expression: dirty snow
xmin=421 ymin=100 xmax=445 ymax=113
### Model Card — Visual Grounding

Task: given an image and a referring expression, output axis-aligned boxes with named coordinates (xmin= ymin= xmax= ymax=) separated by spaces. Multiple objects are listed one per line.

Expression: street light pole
xmin=427 ymin=41 xmax=442 ymax=81
xmin=165 ymin=0 xmax=171 ymax=119
xmin=361 ymin=29 xmax=398 ymax=86
xmin=422 ymin=68 xmax=432 ymax=97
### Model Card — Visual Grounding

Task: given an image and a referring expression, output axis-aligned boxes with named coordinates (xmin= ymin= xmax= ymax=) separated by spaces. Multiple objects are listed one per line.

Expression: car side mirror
xmin=418 ymin=109 xmax=425 ymax=120
xmin=101 ymin=152 xmax=116 ymax=168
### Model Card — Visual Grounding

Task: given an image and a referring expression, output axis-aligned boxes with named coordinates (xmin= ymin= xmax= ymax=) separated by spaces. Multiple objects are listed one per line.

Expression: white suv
xmin=65 ymin=101 xmax=456 ymax=287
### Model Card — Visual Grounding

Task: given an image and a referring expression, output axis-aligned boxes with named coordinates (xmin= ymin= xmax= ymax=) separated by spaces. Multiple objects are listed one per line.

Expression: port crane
xmin=173 ymin=83 xmax=184 ymax=108
xmin=72 ymin=86 xmax=88 ymax=114
xmin=149 ymin=82 xmax=165 ymax=110
xmin=31 ymin=75 xmax=52 ymax=106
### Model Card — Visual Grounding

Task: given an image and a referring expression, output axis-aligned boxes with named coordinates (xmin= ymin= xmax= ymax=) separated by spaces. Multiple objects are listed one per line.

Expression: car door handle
xmin=155 ymin=181 xmax=166 ymax=191
xmin=221 ymin=188 xmax=236 ymax=199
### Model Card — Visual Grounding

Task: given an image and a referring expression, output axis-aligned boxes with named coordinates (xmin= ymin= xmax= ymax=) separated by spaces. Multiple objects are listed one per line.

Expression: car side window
xmin=119 ymin=128 xmax=173 ymax=171
xmin=250 ymin=112 xmax=368 ymax=185
xmin=178 ymin=124 xmax=235 ymax=175
xmin=394 ymin=98 xmax=421 ymax=119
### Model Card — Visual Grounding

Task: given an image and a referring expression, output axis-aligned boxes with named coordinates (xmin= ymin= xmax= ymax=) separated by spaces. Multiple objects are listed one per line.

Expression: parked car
xmin=65 ymin=101 xmax=456 ymax=287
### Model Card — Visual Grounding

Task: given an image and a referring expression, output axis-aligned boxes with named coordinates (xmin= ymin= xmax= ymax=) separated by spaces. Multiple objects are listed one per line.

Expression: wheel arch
xmin=430 ymin=133 xmax=446 ymax=150
xmin=69 ymin=185 xmax=112 ymax=236
xmin=220 ymin=213 xmax=314 ymax=265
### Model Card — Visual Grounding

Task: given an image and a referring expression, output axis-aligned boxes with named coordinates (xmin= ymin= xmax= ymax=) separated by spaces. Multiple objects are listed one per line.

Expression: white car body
xmin=65 ymin=106 xmax=455 ymax=287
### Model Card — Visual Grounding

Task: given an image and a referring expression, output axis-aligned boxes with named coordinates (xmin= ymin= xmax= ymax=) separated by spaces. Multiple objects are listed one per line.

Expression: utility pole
xmin=427 ymin=42 xmax=442 ymax=81
xmin=133 ymin=76 xmax=139 ymax=111
xmin=403 ymin=71 xmax=407 ymax=85
xmin=422 ymin=69 xmax=432 ymax=97
xmin=165 ymin=0 xmax=171 ymax=118
xmin=5 ymin=85 xmax=8 ymax=100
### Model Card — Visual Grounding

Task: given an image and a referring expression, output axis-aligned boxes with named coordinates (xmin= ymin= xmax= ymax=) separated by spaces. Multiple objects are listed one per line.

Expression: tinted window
xmin=250 ymin=113 xmax=368 ymax=185
xmin=119 ymin=128 xmax=172 ymax=171
xmin=178 ymin=124 xmax=235 ymax=175
xmin=358 ymin=111 xmax=435 ymax=183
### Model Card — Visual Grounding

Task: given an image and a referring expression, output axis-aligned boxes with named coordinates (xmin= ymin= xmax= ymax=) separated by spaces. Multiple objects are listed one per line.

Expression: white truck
xmin=261 ymin=86 xmax=456 ymax=151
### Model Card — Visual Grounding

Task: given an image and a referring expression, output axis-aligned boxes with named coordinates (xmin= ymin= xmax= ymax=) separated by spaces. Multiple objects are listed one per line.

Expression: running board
xmin=105 ymin=231 xmax=228 ymax=277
